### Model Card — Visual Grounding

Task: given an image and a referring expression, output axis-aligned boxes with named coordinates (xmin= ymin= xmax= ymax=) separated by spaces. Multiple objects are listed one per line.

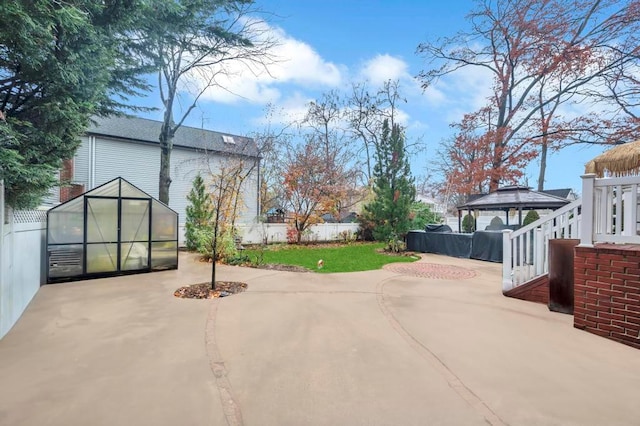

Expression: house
xmin=52 ymin=116 xmax=260 ymax=245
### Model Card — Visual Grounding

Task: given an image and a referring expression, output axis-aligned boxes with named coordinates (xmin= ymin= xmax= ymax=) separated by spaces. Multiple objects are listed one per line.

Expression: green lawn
xmin=242 ymin=242 xmax=419 ymax=273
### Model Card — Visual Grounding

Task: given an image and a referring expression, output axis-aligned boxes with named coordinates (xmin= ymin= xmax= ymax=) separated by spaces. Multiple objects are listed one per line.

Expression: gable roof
xmin=540 ymin=188 xmax=573 ymax=199
xmin=457 ymin=185 xmax=570 ymax=210
xmin=87 ymin=116 xmax=259 ymax=158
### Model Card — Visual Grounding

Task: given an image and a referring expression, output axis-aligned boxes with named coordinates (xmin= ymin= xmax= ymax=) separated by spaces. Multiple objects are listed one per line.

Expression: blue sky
xmin=137 ymin=0 xmax=608 ymax=194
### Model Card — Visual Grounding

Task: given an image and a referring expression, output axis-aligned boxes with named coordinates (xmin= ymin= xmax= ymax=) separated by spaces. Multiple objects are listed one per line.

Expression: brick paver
xmin=383 ymin=262 xmax=477 ymax=279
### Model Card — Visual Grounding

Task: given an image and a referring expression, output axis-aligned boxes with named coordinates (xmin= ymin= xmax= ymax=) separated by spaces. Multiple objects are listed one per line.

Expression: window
xmin=222 ymin=135 xmax=235 ymax=144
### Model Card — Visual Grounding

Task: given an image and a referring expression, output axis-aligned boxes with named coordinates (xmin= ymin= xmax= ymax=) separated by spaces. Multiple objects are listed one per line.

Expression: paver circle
xmin=384 ymin=262 xmax=477 ymax=279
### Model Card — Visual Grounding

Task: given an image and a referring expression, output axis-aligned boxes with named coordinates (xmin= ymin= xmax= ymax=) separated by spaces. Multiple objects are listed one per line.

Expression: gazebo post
xmin=518 ymin=208 xmax=523 ymax=226
xmin=457 ymin=209 xmax=462 ymax=233
xmin=505 ymin=208 xmax=509 ymax=225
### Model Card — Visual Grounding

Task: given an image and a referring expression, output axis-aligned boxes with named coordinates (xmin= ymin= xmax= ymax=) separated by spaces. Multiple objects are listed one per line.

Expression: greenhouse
xmin=47 ymin=177 xmax=178 ymax=283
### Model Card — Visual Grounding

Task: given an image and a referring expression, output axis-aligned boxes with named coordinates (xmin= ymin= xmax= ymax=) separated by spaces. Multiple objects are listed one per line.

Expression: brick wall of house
xmin=574 ymin=245 xmax=640 ymax=350
xmin=503 ymin=274 xmax=549 ymax=305
xmin=59 ymin=159 xmax=84 ymax=202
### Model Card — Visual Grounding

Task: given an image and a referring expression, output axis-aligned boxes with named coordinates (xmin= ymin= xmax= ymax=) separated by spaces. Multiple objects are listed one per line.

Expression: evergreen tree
xmin=0 ymin=1 xmax=154 ymax=208
xmin=362 ymin=119 xmax=415 ymax=241
xmin=185 ymin=175 xmax=213 ymax=251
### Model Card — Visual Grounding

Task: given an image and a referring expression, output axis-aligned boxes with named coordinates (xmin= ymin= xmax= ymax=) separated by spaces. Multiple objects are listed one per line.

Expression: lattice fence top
xmin=12 ymin=209 xmax=48 ymax=224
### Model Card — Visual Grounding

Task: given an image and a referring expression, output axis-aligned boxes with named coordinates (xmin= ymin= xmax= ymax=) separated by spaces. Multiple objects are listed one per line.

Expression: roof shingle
xmin=87 ymin=116 xmax=259 ymax=158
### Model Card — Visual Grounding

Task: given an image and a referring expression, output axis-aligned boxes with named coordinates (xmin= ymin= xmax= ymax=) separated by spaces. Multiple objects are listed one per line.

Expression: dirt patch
xmin=174 ymin=281 xmax=247 ymax=299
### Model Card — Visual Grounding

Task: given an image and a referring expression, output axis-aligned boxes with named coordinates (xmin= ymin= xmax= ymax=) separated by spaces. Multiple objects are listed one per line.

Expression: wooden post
xmin=535 ymin=228 xmax=544 ymax=276
xmin=580 ymin=174 xmax=596 ymax=247
xmin=502 ymin=229 xmax=513 ymax=292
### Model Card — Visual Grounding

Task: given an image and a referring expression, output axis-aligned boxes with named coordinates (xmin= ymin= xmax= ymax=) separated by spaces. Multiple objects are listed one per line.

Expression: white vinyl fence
xmin=235 ymin=222 xmax=360 ymax=245
xmin=0 ymin=183 xmax=47 ymax=338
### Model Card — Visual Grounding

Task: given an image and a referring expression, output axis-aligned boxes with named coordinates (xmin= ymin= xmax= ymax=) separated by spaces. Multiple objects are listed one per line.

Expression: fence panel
xmin=1 ymin=198 xmax=47 ymax=338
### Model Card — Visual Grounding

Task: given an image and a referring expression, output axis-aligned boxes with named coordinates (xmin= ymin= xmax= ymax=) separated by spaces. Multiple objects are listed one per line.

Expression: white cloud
xmin=359 ymin=54 xmax=411 ymax=86
xmin=184 ymin=22 xmax=343 ymax=105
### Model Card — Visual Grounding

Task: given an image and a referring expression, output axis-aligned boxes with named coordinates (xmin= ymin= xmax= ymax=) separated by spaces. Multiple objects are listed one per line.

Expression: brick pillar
xmin=574 ymin=245 xmax=640 ymax=349
xmin=60 ymin=159 xmax=75 ymax=202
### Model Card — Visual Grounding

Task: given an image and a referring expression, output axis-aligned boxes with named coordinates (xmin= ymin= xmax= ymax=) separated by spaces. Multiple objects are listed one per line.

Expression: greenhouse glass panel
xmin=121 ymin=199 xmax=150 ymax=242
xmin=121 ymin=180 xmax=149 ymax=198
xmin=87 ymin=198 xmax=118 ymax=243
xmin=47 ymin=196 xmax=84 ymax=244
xmin=47 ymin=177 xmax=177 ymax=283
xmin=48 ymin=244 xmax=84 ymax=278
xmin=120 ymin=242 xmax=149 ymax=271
xmin=86 ymin=243 xmax=118 ymax=273
xmin=151 ymin=241 xmax=178 ymax=269
xmin=88 ymin=179 xmax=121 ymax=198
xmin=152 ymin=200 xmax=177 ymax=241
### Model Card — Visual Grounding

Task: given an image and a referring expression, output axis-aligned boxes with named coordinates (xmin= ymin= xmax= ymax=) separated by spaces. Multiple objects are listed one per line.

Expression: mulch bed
xmin=249 ymin=263 xmax=312 ymax=273
xmin=174 ymin=281 xmax=247 ymax=299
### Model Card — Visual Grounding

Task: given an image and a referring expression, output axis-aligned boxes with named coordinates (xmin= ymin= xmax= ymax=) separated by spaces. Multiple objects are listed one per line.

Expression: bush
xmin=356 ymin=211 xmax=376 ymax=241
xmin=286 ymin=225 xmax=299 ymax=244
xmin=226 ymin=252 xmax=251 ymax=266
xmin=409 ymin=201 xmax=441 ymax=230
xmin=462 ymin=214 xmax=476 ymax=233
xmin=386 ymin=235 xmax=406 ymax=253
xmin=193 ymin=226 xmax=238 ymax=262
xmin=489 ymin=216 xmax=504 ymax=227
xmin=523 ymin=210 xmax=540 ymax=226
xmin=339 ymin=230 xmax=357 ymax=243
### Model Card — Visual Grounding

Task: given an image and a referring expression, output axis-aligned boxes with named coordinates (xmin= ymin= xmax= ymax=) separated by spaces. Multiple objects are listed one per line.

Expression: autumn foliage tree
xmin=282 ymin=135 xmax=357 ymax=243
xmin=435 ymin=107 xmax=536 ymax=197
xmin=418 ymin=0 xmax=640 ymax=192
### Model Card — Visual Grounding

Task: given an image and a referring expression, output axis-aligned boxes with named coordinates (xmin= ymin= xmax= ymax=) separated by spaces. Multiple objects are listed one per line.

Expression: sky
xmin=136 ymin=0 xmax=609 ymax=195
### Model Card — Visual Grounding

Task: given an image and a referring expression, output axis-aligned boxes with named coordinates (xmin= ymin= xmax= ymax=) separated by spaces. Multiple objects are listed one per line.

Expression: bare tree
xmin=146 ymin=0 xmax=277 ymax=204
xmin=418 ymin=0 xmax=640 ymax=191
xmin=346 ymin=80 xmax=410 ymax=183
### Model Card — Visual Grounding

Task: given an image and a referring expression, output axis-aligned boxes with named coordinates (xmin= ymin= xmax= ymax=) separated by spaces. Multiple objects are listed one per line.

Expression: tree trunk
xmin=159 ymin=126 xmax=173 ymax=205
xmin=537 ymin=141 xmax=548 ymax=191
xmin=211 ymin=219 xmax=219 ymax=291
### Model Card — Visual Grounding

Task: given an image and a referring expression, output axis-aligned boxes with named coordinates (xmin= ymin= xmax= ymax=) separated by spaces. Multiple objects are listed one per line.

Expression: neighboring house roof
xmin=457 ymin=185 xmax=570 ymax=210
xmin=87 ymin=116 xmax=259 ymax=158
xmin=541 ymin=188 xmax=573 ymax=199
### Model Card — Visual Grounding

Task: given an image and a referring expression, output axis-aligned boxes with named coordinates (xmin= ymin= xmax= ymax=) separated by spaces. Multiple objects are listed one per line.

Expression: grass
xmin=241 ymin=242 xmax=419 ymax=273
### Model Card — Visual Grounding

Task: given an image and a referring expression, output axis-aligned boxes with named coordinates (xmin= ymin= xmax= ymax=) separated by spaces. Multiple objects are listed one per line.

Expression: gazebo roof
xmin=457 ymin=185 xmax=571 ymax=211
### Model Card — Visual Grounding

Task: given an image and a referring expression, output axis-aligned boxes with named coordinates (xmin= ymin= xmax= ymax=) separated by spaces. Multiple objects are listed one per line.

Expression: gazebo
xmin=46 ymin=177 xmax=178 ymax=283
xmin=457 ymin=185 xmax=571 ymax=230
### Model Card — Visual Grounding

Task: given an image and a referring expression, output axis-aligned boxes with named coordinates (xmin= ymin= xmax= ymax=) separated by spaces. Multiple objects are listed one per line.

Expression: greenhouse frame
xmin=46 ymin=177 xmax=178 ymax=283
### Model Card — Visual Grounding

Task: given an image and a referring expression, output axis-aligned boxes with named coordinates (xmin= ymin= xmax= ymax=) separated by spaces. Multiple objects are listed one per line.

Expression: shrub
xmin=193 ymin=226 xmax=238 ymax=262
xmin=489 ymin=216 xmax=504 ymax=227
xmin=462 ymin=213 xmax=476 ymax=233
xmin=339 ymin=230 xmax=357 ymax=243
xmin=409 ymin=201 xmax=441 ymax=230
xmin=286 ymin=225 xmax=299 ymax=244
xmin=386 ymin=235 xmax=406 ymax=253
xmin=523 ymin=210 xmax=540 ymax=226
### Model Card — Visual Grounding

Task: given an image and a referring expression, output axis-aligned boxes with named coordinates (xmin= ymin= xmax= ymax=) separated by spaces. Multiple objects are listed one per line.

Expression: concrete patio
xmin=0 ymin=252 xmax=638 ymax=425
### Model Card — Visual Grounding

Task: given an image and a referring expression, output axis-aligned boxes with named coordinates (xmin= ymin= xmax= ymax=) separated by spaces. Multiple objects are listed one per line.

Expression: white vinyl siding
xmin=73 ymin=136 xmax=259 ymax=229
xmin=74 ymin=136 xmax=91 ymax=185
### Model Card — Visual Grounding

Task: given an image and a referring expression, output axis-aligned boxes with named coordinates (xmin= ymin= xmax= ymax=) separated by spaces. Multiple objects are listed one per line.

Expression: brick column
xmin=574 ymin=245 xmax=640 ymax=349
